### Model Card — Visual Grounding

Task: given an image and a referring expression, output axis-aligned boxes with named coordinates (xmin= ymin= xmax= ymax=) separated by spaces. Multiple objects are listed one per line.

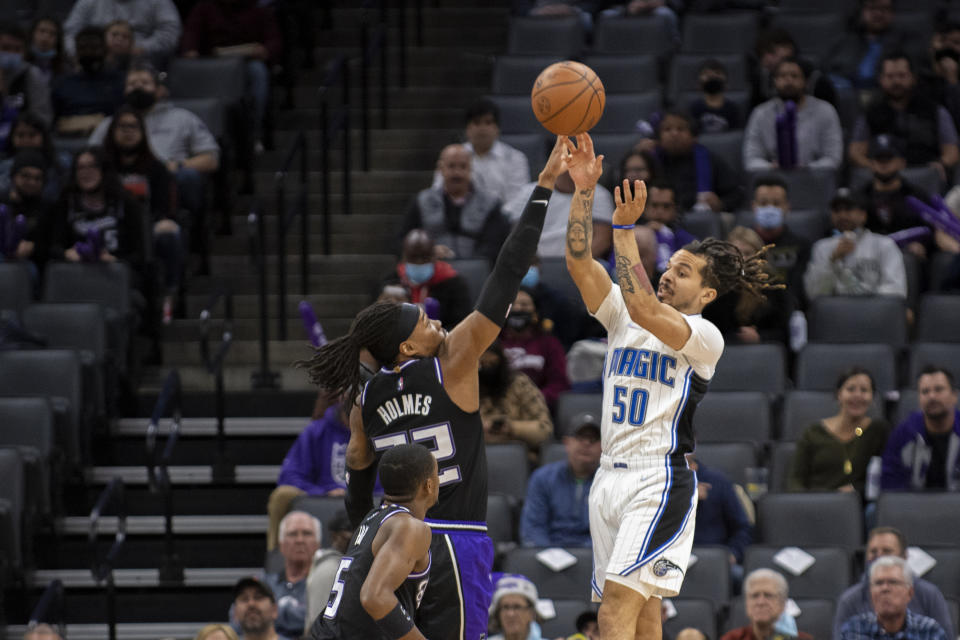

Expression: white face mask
xmin=755 ymin=205 xmax=784 ymax=229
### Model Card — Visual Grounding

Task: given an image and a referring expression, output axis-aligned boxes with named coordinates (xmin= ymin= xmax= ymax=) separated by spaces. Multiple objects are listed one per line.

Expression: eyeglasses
xmin=500 ymin=604 xmax=532 ymax=613
xmin=871 ymin=579 xmax=908 ymax=588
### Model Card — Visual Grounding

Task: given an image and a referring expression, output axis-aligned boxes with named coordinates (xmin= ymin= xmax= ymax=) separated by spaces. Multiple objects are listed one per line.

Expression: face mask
xmin=773 ymin=610 xmax=798 ymax=636
xmin=0 ymin=51 xmax=24 ymax=73
xmin=755 ymin=205 xmax=784 ymax=229
xmin=702 ymin=77 xmax=725 ymax=94
xmin=874 ymin=169 xmax=899 ymax=183
xmin=125 ymin=88 xmax=156 ymax=110
xmin=521 ymin=266 xmax=539 ymax=288
xmin=404 ymin=262 xmax=434 ymax=285
xmin=506 ymin=311 xmax=533 ymax=331
xmin=30 ymin=47 xmax=56 ymax=60
xmin=78 ymin=56 xmax=104 ymax=74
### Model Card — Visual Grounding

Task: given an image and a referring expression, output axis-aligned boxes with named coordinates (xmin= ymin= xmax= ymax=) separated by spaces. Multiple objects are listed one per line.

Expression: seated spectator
xmin=573 ymin=610 xmax=599 ymax=640
xmin=26 ymin=17 xmax=66 ymax=85
xmin=479 ymin=340 xmax=553 ymax=458
xmin=689 ymin=58 xmax=742 ymax=134
xmin=231 ymin=576 xmax=289 ymax=640
xmin=920 ymin=22 xmax=960 ymax=132
xmin=702 ymin=226 xmax=792 ymax=346
xmin=103 ymin=20 xmax=134 ymax=73
xmin=0 ymin=150 xmax=55 ymax=269
xmin=90 ymin=62 xmax=221 ymax=245
xmin=881 ymin=366 xmax=960 ymax=491
xmin=181 ymin=0 xmax=283 ymax=152
xmin=23 ymin=623 xmax=64 ymax=640
xmin=650 ymin=110 xmax=743 ymax=213
xmin=500 ymin=287 xmax=570 ymax=410
xmin=63 ymin=0 xmax=182 ymax=64
xmin=748 ymin=174 xmax=811 ymax=303
xmin=519 ymin=412 xmax=600 ymax=547
xmin=824 ymin=0 xmax=914 ymax=91
xmin=52 ymin=26 xmax=125 ymax=137
xmin=854 ymin=135 xmax=948 ymax=261
xmin=804 ymin=189 xmax=907 ymax=299
xmin=634 ymin=181 xmax=695 ymax=274
xmin=0 ymin=111 xmax=70 ymax=201
xmin=380 ymin=229 xmax=471 ymax=329
xmin=720 ymin=568 xmax=812 ymax=640
xmin=0 ymin=22 xmax=53 ymax=126
xmin=749 ymin=28 xmax=835 ymax=109
xmin=103 ymin=104 xmax=184 ymax=322
xmin=402 ymin=144 xmax=507 ymax=263
xmin=789 ymin=367 xmax=892 ymax=495
xmin=504 ymin=168 xmax=614 ymax=259
xmin=488 ymin=574 xmax=544 ymax=640
xmin=834 ymin=526 xmax=955 ymax=640
xmin=261 ymin=511 xmax=317 ymax=638
xmin=743 ymin=57 xmax=844 ymax=171
xmin=848 ymin=52 xmax=959 ymax=182
xmin=601 ymin=147 xmax=661 ymax=194
xmin=304 ymin=510 xmax=352 ymax=632
xmin=839 ymin=556 xmax=948 ymax=640
xmin=194 ymin=624 xmax=238 ymax=640
xmin=686 ymin=453 xmax=753 ymax=589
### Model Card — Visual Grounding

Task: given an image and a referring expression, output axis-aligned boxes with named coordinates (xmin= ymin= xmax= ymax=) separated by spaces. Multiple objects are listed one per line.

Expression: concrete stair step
xmin=292 ymin=85 xmax=484 ymax=110
xmin=253 ymin=169 xmax=432 ymax=194
xmin=258 ymin=144 xmax=456 ymax=170
xmin=113 ymin=416 xmax=305 ymax=436
xmin=162 ymin=317 xmax=354 ymax=342
xmin=327 ymin=7 xmax=509 ymax=30
xmin=6 ymin=623 xmax=202 ymax=640
xmin=319 ymin=26 xmax=506 ymax=49
xmin=273 ymin=106 xmax=466 ymax=130
xmin=182 ymin=292 xmax=369 ymax=319
xmin=161 ymin=339 xmax=331 ymax=367
xmin=139 ymin=364 xmax=318 ymax=392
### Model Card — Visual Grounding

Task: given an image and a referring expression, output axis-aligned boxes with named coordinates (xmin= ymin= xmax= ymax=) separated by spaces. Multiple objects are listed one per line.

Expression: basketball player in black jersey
xmin=311 ymin=444 xmax=439 ymax=640
xmin=301 ymin=137 xmax=567 ymax=640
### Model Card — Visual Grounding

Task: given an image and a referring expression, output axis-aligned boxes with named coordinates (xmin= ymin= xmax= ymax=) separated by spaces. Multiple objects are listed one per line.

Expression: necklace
xmin=841 ymin=423 xmax=865 ymax=476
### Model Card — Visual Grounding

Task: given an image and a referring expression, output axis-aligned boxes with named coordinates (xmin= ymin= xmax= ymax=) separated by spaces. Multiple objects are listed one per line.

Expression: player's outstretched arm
xmin=563 ymin=132 xmax=613 ymax=313
xmin=611 ymin=179 xmax=692 ymax=351
xmin=360 ymin=516 xmax=432 ymax=640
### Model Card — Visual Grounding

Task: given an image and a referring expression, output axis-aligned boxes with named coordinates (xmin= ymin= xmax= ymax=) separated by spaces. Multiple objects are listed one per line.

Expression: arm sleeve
xmin=519 ymin=469 xmax=554 ymax=546
xmin=678 ymin=315 xmax=724 ymax=379
xmin=137 ymin=0 xmax=183 ymax=57
xmin=345 ymin=463 xmax=377 ymax=528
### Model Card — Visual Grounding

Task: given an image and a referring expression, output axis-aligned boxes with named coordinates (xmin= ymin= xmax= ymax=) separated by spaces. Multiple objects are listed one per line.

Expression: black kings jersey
xmin=311 ymin=504 xmax=430 ymax=640
xmin=361 ymin=357 xmax=487 ymax=522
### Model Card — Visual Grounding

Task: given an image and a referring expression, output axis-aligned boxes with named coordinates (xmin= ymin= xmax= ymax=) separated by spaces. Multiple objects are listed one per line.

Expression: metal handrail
xmin=144 ymin=370 xmax=184 ymax=584
xmin=275 ymin=131 xmax=310 ymax=341
xmin=88 ymin=476 xmax=126 ymax=640
xmin=28 ymin=579 xmax=65 ymax=638
xmin=248 ymin=206 xmax=279 ymax=389
xmin=200 ymin=288 xmax=236 ymax=480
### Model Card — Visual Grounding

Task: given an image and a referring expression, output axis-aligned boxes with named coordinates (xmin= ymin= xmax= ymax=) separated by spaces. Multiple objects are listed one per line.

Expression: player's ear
xmin=700 ymin=286 xmax=717 ymax=306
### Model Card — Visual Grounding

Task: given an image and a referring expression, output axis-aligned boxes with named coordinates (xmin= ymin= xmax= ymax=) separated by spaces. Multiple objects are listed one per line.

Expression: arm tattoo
xmin=631 ymin=263 xmax=655 ymax=295
xmin=615 ymin=255 xmax=635 ymax=293
xmin=566 ymin=189 xmax=594 ymax=260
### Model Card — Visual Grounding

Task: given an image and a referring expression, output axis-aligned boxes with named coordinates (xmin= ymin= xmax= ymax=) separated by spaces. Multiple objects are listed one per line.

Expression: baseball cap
xmin=868 ymin=134 xmax=904 ymax=160
xmin=233 ymin=576 xmax=275 ymax=602
xmin=568 ymin=412 xmax=601 ymax=440
xmin=829 ymin=188 xmax=866 ymax=211
xmin=489 ymin=574 xmax=539 ymax=614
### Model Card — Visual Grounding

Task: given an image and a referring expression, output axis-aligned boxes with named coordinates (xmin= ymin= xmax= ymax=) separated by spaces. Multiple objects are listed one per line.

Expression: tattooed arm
xmin=563 ymin=134 xmax=613 ymax=313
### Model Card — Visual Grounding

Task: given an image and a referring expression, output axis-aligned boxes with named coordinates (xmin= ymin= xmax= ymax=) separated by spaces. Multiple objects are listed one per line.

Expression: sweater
xmin=881 ymin=410 xmax=960 ymax=491
xmin=804 ymin=229 xmax=907 ymax=299
xmin=743 ymin=96 xmax=844 ymax=171
xmin=63 ymin=0 xmax=182 ymax=57
xmin=789 ymin=420 xmax=891 ymax=495
xmin=276 ymin=406 xmax=354 ymax=495
xmin=500 ymin=331 xmax=571 ymax=409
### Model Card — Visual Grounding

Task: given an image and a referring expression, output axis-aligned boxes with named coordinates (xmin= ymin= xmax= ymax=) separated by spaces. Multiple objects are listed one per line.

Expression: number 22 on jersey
xmin=371 ymin=421 xmax=462 ymax=486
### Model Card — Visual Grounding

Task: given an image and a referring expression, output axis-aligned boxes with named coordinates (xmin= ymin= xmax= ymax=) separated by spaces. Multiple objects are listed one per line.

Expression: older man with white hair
xmin=720 ymin=569 xmax=812 ymax=640
xmin=839 ymin=556 xmax=948 ymax=640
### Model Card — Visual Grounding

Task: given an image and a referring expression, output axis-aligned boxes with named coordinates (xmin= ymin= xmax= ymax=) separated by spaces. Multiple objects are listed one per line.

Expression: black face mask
xmin=78 ymin=56 xmax=104 ymax=74
xmin=874 ymin=169 xmax=900 ymax=184
xmin=701 ymin=77 xmax=725 ymax=94
xmin=506 ymin=311 xmax=533 ymax=331
xmin=125 ymin=88 xmax=156 ymax=110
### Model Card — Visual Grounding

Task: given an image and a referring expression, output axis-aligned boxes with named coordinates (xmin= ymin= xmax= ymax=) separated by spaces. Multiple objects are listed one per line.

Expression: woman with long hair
xmin=0 ymin=111 xmax=69 ymax=200
xmin=26 ymin=16 xmax=66 ymax=83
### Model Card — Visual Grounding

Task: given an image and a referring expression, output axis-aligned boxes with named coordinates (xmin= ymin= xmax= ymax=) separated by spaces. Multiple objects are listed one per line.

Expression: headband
xmin=384 ymin=303 xmax=421 ymax=360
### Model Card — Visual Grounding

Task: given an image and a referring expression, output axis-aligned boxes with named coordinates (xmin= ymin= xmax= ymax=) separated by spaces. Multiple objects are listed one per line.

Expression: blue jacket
xmin=520 ymin=460 xmax=593 ymax=548
xmin=277 ymin=406 xmax=350 ymax=494
xmin=692 ymin=464 xmax=753 ymax=563
xmin=881 ymin=410 xmax=960 ymax=491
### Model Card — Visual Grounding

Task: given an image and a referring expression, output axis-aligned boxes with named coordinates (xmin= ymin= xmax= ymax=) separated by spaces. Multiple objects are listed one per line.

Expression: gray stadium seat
xmin=693 ymin=391 xmax=771 ymax=443
xmin=931 ymin=251 xmax=957 ymax=292
xmin=540 ymin=600 xmax=592 ymax=639
xmin=502 ymin=546 xmax=594 ymax=600
xmin=771 ymin=13 xmax=846 ymax=61
xmin=895 ymin=12 xmax=934 ymax=50
xmin=876 ymin=493 xmax=960 ymax=547
xmin=679 ymin=209 xmax=724 ymax=240
xmin=0 ymin=263 xmax=33 ymax=317
xmin=487 ymin=443 xmax=529 ymax=502
xmin=778 ymin=0 xmax=856 ymax=12
xmin=780 ymin=390 xmax=883 ymax=442
xmin=769 ymin=441 xmax=796 ymax=492
xmin=681 ymin=13 xmax=758 ymax=55
xmin=168 ymin=57 xmax=245 ymax=102
xmin=794 ymin=343 xmax=897 ymax=395
xmin=592 ymin=133 xmax=643 ymax=174
xmin=538 ymin=257 xmax=583 ymax=308
xmin=487 ymin=493 xmax=516 ymax=551
xmin=290 ymin=495 xmax=348 ymax=544
xmin=172 ymin=98 xmax=226 ymax=139
xmin=583 ymin=55 xmax=658 ymax=94
xmin=916 ymin=295 xmax=960 ymax=342
xmin=594 ymin=17 xmax=674 ymax=56
xmin=948 ymin=599 xmax=960 ymax=640
xmin=500 ymin=133 xmax=547 ymax=176
xmin=0 ymin=350 xmax=83 ymax=467
xmin=892 ymin=389 xmax=918 ymax=427
xmin=709 ymin=343 xmax=787 ymax=395
xmin=756 ymin=492 xmax=863 ymax=548
xmin=908 ymin=343 xmax=960 ymax=383
xmin=808 ymin=296 xmax=907 ymax=347
xmin=492 ymin=56 xmax=563 ymax=95
xmin=902 ymin=250 xmax=923 ymax=311
xmin=0 ymin=398 xmax=54 ymax=517
xmin=507 ymin=17 xmax=584 ymax=58
xmin=678 ymin=545 xmax=731 ymax=604
xmin=0 ymin=449 xmax=24 ymax=573
xmin=849 ymin=165 xmax=942 ymax=195
xmin=541 ymin=441 xmax=567 ymax=466
xmin=487 ymin=95 xmax=541 ymax=134
xmin=554 ymin=392 xmax=602 ymax=437
xmin=744 ymin=546 xmax=852 ymax=599
xmin=923 ymin=548 xmax=960 ymax=600
xmin=693 ymin=442 xmax=757 ymax=487
xmin=664 ymin=598 xmax=717 ymax=640
xmin=747 ymin=170 xmax=837 ymax=212
xmin=448 ymin=259 xmax=490 ymax=304
xmin=591 ymin=93 xmax=661 ymax=134
xmin=698 ymin=130 xmax=745 ymax=179
xmin=667 ymin=54 xmax=748 ymax=104
xmin=726 ymin=597 xmax=835 ymax=640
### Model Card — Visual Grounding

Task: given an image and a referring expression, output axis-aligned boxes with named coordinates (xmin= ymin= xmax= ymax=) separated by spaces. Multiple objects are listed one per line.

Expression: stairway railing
xmin=248 ymin=204 xmax=280 ymax=389
xmin=145 ymin=369 xmax=184 ymax=585
xmin=200 ymin=288 xmax=236 ymax=480
xmin=275 ymin=132 xmax=309 ymax=341
xmin=88 ymin=476 xmax=126 ymax=640
xmin=28 ymin=579 xmax=65 ymax=638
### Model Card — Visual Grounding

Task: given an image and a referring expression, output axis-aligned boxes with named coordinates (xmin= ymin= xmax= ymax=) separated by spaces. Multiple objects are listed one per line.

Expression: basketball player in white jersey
xmin=562 ymin=133 xmax=779 ymax=640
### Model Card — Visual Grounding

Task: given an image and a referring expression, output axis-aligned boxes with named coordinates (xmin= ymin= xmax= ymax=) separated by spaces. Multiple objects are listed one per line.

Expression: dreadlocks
xmin=297 ymin=301 xmax=405 ymax=402
xmin=685 ymin=238 xmax=785 ymax=299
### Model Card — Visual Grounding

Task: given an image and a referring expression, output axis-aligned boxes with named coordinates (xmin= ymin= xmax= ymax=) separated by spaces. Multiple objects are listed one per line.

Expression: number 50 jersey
xmin=360 ymin=357 xmax=488 ymax=522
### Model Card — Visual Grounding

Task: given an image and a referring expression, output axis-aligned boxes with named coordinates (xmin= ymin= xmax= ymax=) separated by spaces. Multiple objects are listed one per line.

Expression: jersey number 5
xmin=371 ymin=422 xmax=462 ymax=486
xmin=323 ymin=556 xmax=354 ymax=619
xmin=612 ymin=385 xmax=649 ymax=427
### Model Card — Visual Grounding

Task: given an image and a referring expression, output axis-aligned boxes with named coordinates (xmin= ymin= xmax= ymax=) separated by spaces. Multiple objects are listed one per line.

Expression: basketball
xmin=531 ymin=61 xmax=606 ymax=136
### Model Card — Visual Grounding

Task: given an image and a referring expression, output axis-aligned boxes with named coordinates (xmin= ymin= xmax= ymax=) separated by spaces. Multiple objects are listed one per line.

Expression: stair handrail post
xmin=299 ymin=131 xmax=309 ymax=297
xmin=248 ymin=207 xmax=280 ymax=389
xmin=320 ymin=97 xmax=331 ymax=256
xmin=360 ymin=13 xmax=371 ymax=172
xmin=275 ymin=167 xmax=288 ymax=341
xmin=341 ymin=60 xmax=351 ymax=217
xmin=379 ymin=20 xmax=388 ymax=129
xmin=398 ymin=0 xmax=408 ymax=88
xmin=88 ymin=476 xmax=127 ymax=640
xmin=28 ymin=579 xmax=65 ymax=639
xmin=200 ymin=289 xmax=236 ymax=482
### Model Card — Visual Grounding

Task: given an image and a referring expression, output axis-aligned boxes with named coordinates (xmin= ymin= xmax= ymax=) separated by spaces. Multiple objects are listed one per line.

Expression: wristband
xmin=374 ymin=602 xmax=415 ymax=639
xmin=612 ymin=224 xmax=635 ymax=230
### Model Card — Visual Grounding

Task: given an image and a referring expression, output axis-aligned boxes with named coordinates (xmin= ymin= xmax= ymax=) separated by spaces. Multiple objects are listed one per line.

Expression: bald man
xmin=402 ymin=144 xmax=509 ymax=263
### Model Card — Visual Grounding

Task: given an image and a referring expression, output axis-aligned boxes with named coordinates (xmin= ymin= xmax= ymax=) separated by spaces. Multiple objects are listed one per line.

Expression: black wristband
xmin=374 ymin=601 xmax=415 ymax=639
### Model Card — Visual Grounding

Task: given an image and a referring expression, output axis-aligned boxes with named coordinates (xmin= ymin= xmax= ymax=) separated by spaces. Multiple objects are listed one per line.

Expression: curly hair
xmin=685 ymin=238 xmax=784 ymax=298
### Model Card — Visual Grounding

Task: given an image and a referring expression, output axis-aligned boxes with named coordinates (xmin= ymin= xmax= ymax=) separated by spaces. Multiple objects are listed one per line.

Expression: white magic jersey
xmin=592 ymin=285 xmax=724 ymax=462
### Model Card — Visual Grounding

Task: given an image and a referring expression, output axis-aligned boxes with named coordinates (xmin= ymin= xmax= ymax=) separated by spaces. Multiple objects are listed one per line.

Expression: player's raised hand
xmin=613 ymin=178 xmax=647 ymax=226
xmin=562 ymin=133 xmax=604 ymax=189
xmin=537 ymin=135 xmax=568 ymax=189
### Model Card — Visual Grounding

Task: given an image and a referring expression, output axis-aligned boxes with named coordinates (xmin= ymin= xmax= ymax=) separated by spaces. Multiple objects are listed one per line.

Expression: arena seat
xmin=681 ymin=12 xmax=759 ymax=55
xmin=448 ymin=258 xmax=490 ymax=304
xmin=768 ymin=441 xmax=797 ymax=492
xmin=922 ymin=548 xmax=960 ymax=600
xmin=583 ymin=55 xmax=658 ymax=94
xmin=487 ymin=493 xmax=517 ymax=550
xmin=693 ymin=442 xmax=757 ymax=487
xmin=168 ymin=57 xmax=246 ymax=103
xmin=892 ymin=389 xmax=918 ymax=426
xmin=487 ymin=443 xmax=529 ymax=502
xmin=0 ymin=448 xmax=24 ymax=574
xmin=678 ymin=545 xmax=731 ymax=604
xmin=664 ymin=598 xmax=717 ymax=640
xmin=290 ymin=495 xmax=348 ymax=543
xmin=541 ymin=441 xmax=567 ymax=466
xmin=769 ymin=13 xmax=846 ymax=61
xmin=679 ymin=209 xmax=724 ymax=240
xmin=709 ymin=343 xmax=787 ymax=395
xmin=500 ymin=133 xmax=547 ymax=175
xmin=486 ymin=95 xmax=542 ymax=134
xmin=794 ymin=343 xmax=897 ymax=395
xmin=537 ymin=257 xmax=584 ymax=309
xmin=726 ymin=596 xmax=835 ymax=640
xmin=172 ymin=98 xmax=227 ymax=139
xmin=0 ymin=263 xmax=33 ymax=317
xmin=916 ymin=295 xmax=960 ymax=343
xmin=539 ymin=599 xmax=592 ymax=639
xmin=694 ymin=391 xmax=771 ymax=443
xmin=930 ymin=251 xmax=957 ymax=291
xmin=492 ymin=56 xmax=563 ymax=95
xmin=808 ymin=296 xmax=908 ymax=347
xmin=0 ymin=397 xmax=54 ymax=518
xmin=590 ymin=93 xmax=662 ymax=134
xmin=908 ymin=343 xmax=960 ymax=383
xmin=756 ymin=492 xmax=863 ymax=549
xmin=507 ymin=17 xmax=584 ymax=58
xmin=876 ymin=493 xmax=960 ymax=547
xmin=592 ymin=133 xmax=642 ymax=174
xmin=594 ymin=16 xmax=674 ymax=56
xmin=501 ymin=546 xmax=594 ymax=600
xmin=698 ymin=130 xmax=745 ymax=179
xmin=667 ymin=54 xmax=748 ymax=105
xmin=777 ymin=0 xmax=855 ymax=12
xmin=780 ymin=389 xmax=883 ymax=442
xmin=743 ymin=545 xmax=853 ymax=599
xmin=554 ymin=392 xmax=602 ymax=437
